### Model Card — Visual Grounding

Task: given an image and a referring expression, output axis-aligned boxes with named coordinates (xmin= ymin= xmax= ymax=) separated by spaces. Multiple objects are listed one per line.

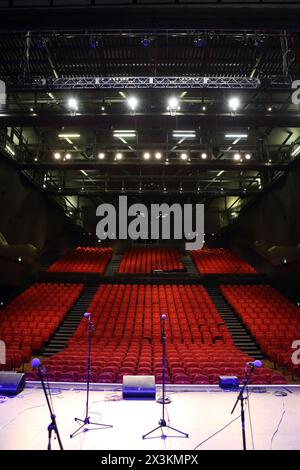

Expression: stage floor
xmin=0 ymin=384 xmax=300 ymax=450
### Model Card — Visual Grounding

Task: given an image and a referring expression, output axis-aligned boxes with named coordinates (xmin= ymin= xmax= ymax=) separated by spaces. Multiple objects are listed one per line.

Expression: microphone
xmin=31 ymin=357 xmax=45 ymax=375
xmin=31 ymin=357 xmax=41 ymax=368
xmin=246 ymin=360 xmax=262 ymax=368
xmin=161 ymin=314 xmax=166 ymax=321
xmin=83 ymin=312 xmax=91 ymax=319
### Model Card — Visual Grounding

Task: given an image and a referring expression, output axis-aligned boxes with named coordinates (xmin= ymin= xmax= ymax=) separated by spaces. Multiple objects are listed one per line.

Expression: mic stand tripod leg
xmin=70 ymin=316 xmax=113 ymax=438
xmin=142 ymin=315 xmax=188 ymax=440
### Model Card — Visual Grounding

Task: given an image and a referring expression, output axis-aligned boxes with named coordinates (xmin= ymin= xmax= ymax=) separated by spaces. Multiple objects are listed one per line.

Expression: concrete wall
xmin=0 ymin=158 xmax=73 ymax=284
xmin=237 ymin=164 xmax=300 ymax=249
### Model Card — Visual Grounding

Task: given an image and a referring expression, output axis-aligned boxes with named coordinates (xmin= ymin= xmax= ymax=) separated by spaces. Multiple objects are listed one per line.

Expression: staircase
xmin=206 ymin=286 xmax=264 ymax=359
xmin=42 ymin=285 xmax=98 ymax=357
xmin=183 ymin=255 xmax=198 ymax=275
xmin=105 ymin=254 xmax=122 ymax=275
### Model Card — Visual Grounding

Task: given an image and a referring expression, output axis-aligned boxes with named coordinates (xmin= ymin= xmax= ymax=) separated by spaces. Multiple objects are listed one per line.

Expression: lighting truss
xmin=9 ymin=76 xmax=261 ymax=90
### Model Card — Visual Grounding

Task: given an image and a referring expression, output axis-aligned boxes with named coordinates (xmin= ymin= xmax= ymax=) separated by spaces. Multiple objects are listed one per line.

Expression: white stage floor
xmin=0 ymin=384 xmax=300 ymax=450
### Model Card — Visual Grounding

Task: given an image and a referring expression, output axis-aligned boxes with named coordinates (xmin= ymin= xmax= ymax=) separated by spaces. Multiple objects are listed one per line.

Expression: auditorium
xmin=0 ymin=0 xmax=300 ymax=453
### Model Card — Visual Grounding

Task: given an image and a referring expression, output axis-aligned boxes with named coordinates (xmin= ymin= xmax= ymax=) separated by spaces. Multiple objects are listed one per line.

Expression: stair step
xmin=40 ymin=286 xmax=99 ymax=357
xmin=206 ymin=286 xmax=264 ymax=359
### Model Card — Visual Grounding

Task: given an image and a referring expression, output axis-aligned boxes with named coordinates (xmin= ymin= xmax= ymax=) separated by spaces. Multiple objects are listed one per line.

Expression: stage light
xmin=228 ymin=97 xmax=240 ymax=112
xmin=155 ymin=152 xmax=162 ymax=160
xmin=202 ymin=106 xmax=206 ymax=111
xmin=36 ymin=37 xmax=46 ymax=49
xmin=114 ymin=130 xmax=136 ymax=138
xmin=65 ymin=153 xmax=72 ymax=160
xmin=143 ymin=152 xmax=151 ymax=160
xmin=30 ymin=107 xmax=34 ymax=112
xmin=234 ymin=153 xmax=241 ymax=161
xmin=5 ymin=144 xmax=15 ymax=156
xmin=127 ymin=96 xmax=138 ymax=111
xmin=173 ymin=130 xmax=196 ymax=138
xmin=89 ymin=35 xmax=98 ymax=49
xmin=180 ymin=153 xmax=188 ymax=161
xmin=291 ymin=145 xmax=300 ymax=157
xmin=98 ymin=152 xmax=105 ymax=160
xmin=141 ymin=37 xmax=151 ymax=47
xmin=201 ymin=153 xmax=207 ymax=160
xmin=194 ymin=37 xmax=204 ymax=48
xmin=54 ymin=152 xmax=61 ymax=160
xmin=116 ymin=153 xmax=123 ymax=160
xmin=168 ymin=97 xmax=179 ymax=111
xmin=245 ymin=153 xmax=251 ymax=160
xmin=268 ymin=106 xmax=272 ymax=112
xmin=68 ymin=98 xmax=78 ymax=111
xmin=58 ymin=134 xmax=80 ymax=139
xmin=101 ymin=105 xmax=105 ymax=111
xmin=225 ymin=134 xmax=248 ymax=139
xmin=34 ymin=158 xmax=38 ymax=162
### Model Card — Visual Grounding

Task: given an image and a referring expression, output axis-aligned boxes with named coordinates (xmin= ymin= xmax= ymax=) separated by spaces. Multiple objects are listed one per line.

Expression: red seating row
xmin=118 ymin=248 xmax=185 ymax=273
xmin=29 ymin=284 xmax=286 ymax=385
xmin=48 ymin=247 xmax=112 ymax=273
xmin=221 ymin=284 xmax=300 ymax=377
xmin=0 ymin=282 xmax=84 ymax=369
xmin=190 ymin=248 xmax=256 ymax=274
xmin=29 ymin=340 xmax=285 ymax=385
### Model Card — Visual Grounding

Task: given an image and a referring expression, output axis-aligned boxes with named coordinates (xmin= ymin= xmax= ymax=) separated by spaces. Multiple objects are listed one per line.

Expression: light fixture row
xmin=67 ymin=96 xmax=243 ymax=113
xmin=52 ymin=151 xmax=253 ymax=161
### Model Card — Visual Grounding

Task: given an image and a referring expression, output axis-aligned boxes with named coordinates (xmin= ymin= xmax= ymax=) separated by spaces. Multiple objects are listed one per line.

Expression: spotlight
xmin=127 ymin=96 xmax=138 ymax=112
xmin=201 ymin=153 xmax=207 ymax=160
xmin=115 ymin=153 xmax=123 ymax=160
xmin=54 ymin=152 xmax=61 ymax=160
xmin=101 ymin=105 xmax=105 ymax=111
xmin=234 ymin=153 xmax=241 ymax=161
xmin=168 ymin=97 xmax=179 ymax=112
xmin=180 ymin=153 xmax=188 ymax=161
xmin=36 ymin=37 xmax=46 ymax=49
xmin=194 ymin=37 xmax=205 ymax=48
xmin=245 ymin=153 xmax=251 ymax=160
xmin=155 ymin=152 xmax=162 ymax=160
xmin=65 ymin=153 xmax=72 ymax=160
xmin=98 ymin=152 xmax=105 ymax=160
xmin=68 ymin=98 xmax=78 ymax=111
xmin=89 ymin=35 xmax=98 ymax=49
xmin=143 ymin=152 xmax=151 ymax=160
xmin=202 ymin=105 xmax=206 ymax=111
xmin=228 ymin=97 xmax=240 ymax=112
xmin=268 ymin=106 xmax=272 ymax=112
xmin=141 ymin=37 xmax=151 ymax=47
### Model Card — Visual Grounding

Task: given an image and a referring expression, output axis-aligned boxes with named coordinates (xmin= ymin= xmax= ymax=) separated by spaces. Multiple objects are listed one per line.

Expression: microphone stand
xmin=142 ymin=315 xmax=189 ymax=440
xmin=231 ymin=364 xmax=256 ymax=450
xmin=70 ymin=314 xmax=113 ymax=438
xmin=36 ymin=365 xmax=63 ymax=450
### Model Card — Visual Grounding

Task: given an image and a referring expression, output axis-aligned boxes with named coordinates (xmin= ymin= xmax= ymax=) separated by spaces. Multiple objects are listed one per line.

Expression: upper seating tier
xmin=47 ymin=247 xmax=112 ymax=273
xmin=190 ymin=248 xmax=256 ymax=274
xmin=118 ymin=248 xmax=185 ymax=273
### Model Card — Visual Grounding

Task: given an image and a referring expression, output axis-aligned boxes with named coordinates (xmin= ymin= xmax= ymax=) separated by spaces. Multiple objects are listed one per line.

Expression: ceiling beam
xmin=0 ymin=4 xmax=300 ymax=32
xmin=18 ymin=161 xmax=289 ymax=171
xmin=1 ymin=113 xmax=300 ymax=128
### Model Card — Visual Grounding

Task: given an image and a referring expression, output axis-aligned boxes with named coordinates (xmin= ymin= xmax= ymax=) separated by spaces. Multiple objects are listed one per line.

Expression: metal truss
xmin=9 ymin=76 xmax=261 ymax=91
